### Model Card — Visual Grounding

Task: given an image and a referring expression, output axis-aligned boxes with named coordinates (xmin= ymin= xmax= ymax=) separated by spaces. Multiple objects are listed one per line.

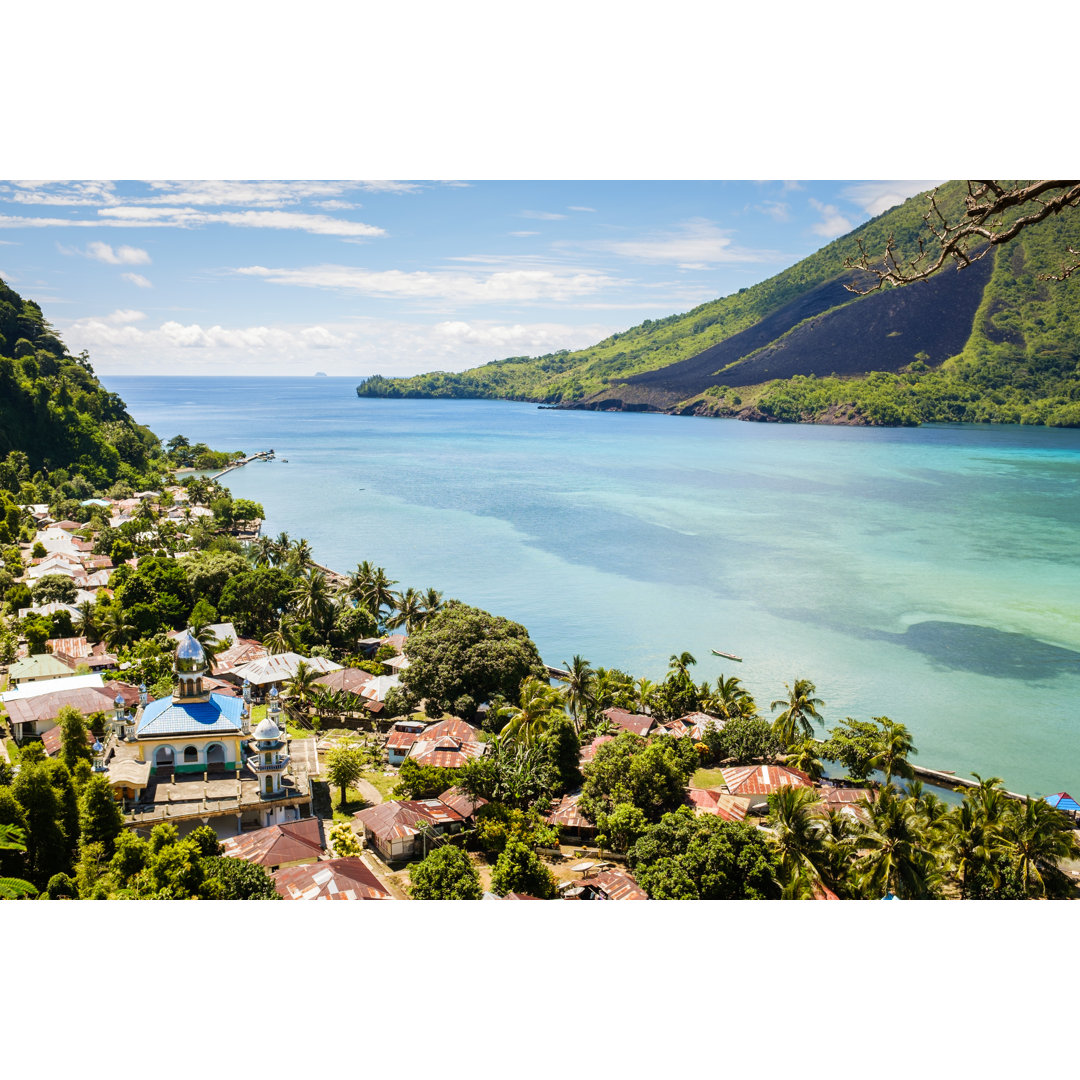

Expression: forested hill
xmin=0 ymin=276 xmax=165 ymax=488
xmin=357 ymin=182 xmax=1080 ymax=426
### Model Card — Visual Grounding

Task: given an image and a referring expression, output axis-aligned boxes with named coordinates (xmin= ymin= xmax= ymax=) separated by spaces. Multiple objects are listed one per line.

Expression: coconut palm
xmin=766 ymin=786 xmax=828 ymax=898
xmin=286 ymin=537 xmax=313 ymax=573
xmin=854 ymin=784 xmax=938 ymax=899
xmin=366 ymin=567 xmax=399 ymax=627
xmin=421 ymin=587 xmax=444 ymax=625
xmin=100 ymin=606 xmax=137 ymax=652
xmin=1000 ymin=797 xmax=1080 ymax=898
xmin=387 ymin=587 xmax=425 ymax=633
xmin=501 ymin=676 xmax=566 ymax=746
xmin=770 ymin=678 xmax=825 ymax=751
xmin=263 ymin=615 xmax=299 ymax=655
xmin=560 ymin=655 xmax=595 ymax=732
xmin=75 ymin=600 xmax=98 ymax=644
xmin=820 ymin=808 xmax=862 ymax=897
xmin=668 ymin=651 xmax=697 ymax=681
xmin=867 ymin=717 xmax=916 ymax=785
xmin=783 ymin=738 xmax=825 ymax=782
xmin=707 ymin=674 xmax=756 ymax=720
xmin=290 ymin=570 xmax=334 ymax=634
xmin=272 ymin=531 xmax=292 ymax=565
xmin=248 ymin=536 xmax=275 ymax=567
xmin=635 ymin=676 xmax=656 ymax=715
xmin=945 ymin=798 xmax=1002 ymax=897
xmin=285 ymin=659 xmax=323 ymax=720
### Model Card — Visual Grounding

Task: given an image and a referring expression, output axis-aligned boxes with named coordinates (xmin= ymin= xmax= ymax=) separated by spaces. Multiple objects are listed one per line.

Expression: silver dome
xmin=253 ymin=716 xmax=281 ymax=741
xmin=174 ymin=629 xmax=207 ymax=673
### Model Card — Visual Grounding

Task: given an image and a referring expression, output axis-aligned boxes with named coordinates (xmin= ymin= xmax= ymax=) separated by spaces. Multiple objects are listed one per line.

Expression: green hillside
xmin=357 ymin=182 xmax=1080 ymax=426
xmin=0 ymin=276 xmax=167 ymax=495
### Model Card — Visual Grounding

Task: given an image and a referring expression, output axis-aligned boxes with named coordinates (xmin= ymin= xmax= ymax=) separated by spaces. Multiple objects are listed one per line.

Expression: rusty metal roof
xmin=221 ymin=817 xmax=324 ymax=868
xmin=437 ymin=787 xmax=488 ymax=819
xmin=580 ymin=734 xmax=615 ymax=762
xmin=547 ymin=793 xmax=595 ymax=831
xmin=602 ymin=707 xmax=654 ymax=737
xmin=719 ymin=764 xmax=814 ymax=796
xmin=386 ymin=729 xmax=422 ymax=751
xmin=686 ymin=787 xmax=750 ymax=821
xmin=273 ymin=857 xmax=392 ymax=900
xmin=587 ymin=868 xmax=648 ymax=901
xmin=353 ymin=799 xmax=465 ymax=843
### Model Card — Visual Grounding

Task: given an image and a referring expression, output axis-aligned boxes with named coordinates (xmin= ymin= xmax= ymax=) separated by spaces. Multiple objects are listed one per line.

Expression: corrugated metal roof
xmin=273 ymin=858 xmax=392 ymax=900
xmin=719 ymin=764 xmax=814 ymax=796
xmin=136 ymin=692 xmax=244 ymax=737
xmin=602 ymin=707 xmax=654 ymax=737
xmin=587 ymin=869 xmax=648 ymax=901
xmin=221 ymin=818 xmax=324 ymax=867
xmin=686 ymin=787 xmax=751 ymax=821
xmin=580 ymin=734 xmax=614 ymax=762
xmin=547 ymin=793 xmax=596 ymax=831
xmin=354 ymin=799 xmax=464 ymax=843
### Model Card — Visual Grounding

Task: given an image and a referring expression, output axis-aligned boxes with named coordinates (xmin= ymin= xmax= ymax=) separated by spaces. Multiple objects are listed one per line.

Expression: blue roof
xmin=136 ymin=692 xmax=244 ymax=738
xmin=1045 ymin=792 xmax=1080 ymax=813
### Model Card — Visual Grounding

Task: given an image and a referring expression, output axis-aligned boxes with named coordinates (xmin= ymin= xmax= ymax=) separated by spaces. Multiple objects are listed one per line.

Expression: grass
xmin=363 ymin=769 xmax=399 ymax=803
xmin=691 ymin=767 xmax=728 ymax=789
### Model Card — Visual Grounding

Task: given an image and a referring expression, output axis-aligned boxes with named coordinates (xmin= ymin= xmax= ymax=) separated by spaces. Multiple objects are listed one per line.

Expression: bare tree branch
xmin=843 ymin=181 xmax=1080 ymax=293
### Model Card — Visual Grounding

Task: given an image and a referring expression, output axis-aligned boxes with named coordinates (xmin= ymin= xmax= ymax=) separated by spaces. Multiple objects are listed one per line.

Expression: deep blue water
xmin=105 ymin=376 xmax=1080 ymax=797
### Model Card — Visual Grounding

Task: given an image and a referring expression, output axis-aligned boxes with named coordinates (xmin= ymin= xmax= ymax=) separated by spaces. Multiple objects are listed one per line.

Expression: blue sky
xmin=0 ymin=179 xmax=939 ymax=376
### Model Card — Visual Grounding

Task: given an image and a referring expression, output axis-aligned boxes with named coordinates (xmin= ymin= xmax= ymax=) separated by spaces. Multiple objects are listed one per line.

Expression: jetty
xmin=546 ymin=665 xmax=572 ymax=680
xmin=210 ymin=449 xmax=275 ymax=480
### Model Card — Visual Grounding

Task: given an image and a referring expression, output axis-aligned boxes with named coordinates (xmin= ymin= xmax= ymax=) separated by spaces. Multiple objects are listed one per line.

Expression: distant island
xmin=357 ymin=180 xmax=1080 ymax=428
xmin=314 ymin=371 xmax=328 ymax=377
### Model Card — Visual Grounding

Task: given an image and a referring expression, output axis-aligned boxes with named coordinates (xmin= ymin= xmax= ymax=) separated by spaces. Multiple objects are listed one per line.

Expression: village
xmin=3 ymin=468 xmax=1079 ymax=902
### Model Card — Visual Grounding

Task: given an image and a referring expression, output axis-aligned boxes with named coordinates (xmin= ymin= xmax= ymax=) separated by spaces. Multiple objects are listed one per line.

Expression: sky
xmin=0 ymin=179 xmax=939 ymax=377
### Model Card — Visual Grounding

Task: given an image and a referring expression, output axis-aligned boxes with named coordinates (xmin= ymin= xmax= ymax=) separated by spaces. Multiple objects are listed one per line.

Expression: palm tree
xmin=285 ymin=537 xmax=313 ymax=574
xmin=100 ymin=606 xmax=137 ymax=652
xmin=783 ymin=738 xmax=825 ymax=782
xmin=387 ymin=587 xmax=425 ymax=633
xmin=708 ymin=674 xmax=756 ymax=720
xmin=366 ymin=567 xmax=399 ymax=627
xmin=263 ymin=615 xmax=299 ymax=655
xmin=285 ymin=659 xmax=323 ymax=722
xmin=635 ymin=676 xmax=656 ymax=715
xmin=75 ymin=600 xmax=98 ymax=644
xmin=560 ymin=655 xmax=595 ymax=732
xmin=945 ymin=798 xmax=1002 ymax=897
xmin=867 ymin=716 xmax=916 ymax=785
xmin=420 ymin=587 xmax=444 ymax=626
xmin=290 ymin=570 xmax=334 ymax=634
xmin=190 ymin=621 xmax=229 ymax=670
xmin=854 ymin=784 xmax=938 ymax=899
xmin=248 ymin=536 xmax=275 ymax=567
xmin=766 ymin=786 xmax=828 ymax=898
xmin=272 ymin=531 xmax=292 ymax=565
xmin=770 ymin=678 xmax=825 ymax=750
xmin=820 ymin=808 xmax=861 ymax=898
xmin=668 ymin=651 xmax=697 ymax=681
xmin=1000 ymin=798 xmax=1080 ymax=897
xmin=501 ymin=676 xmax=566 ymax=746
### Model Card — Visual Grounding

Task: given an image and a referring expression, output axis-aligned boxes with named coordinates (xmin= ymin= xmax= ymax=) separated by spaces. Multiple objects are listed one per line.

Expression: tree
xmin=770 ymin=678 xmax=825 ymax=751
xmin=540 ymin=714 xmax=582 ymax=797
xmin=329 ymin=821 xmax=363 ymax=858
xmin=77 ymin=774 xmax=123 ymax=855
xmin=866 ymin=717 xmax=916 ymax=785
xmin=325 ymin=745 xmax=365 ymax=808
xmin=783 ymin=739 xmax=825 ymax=782
xmin=560 ymin=654 xmax=594 ymax=732
xmin=12 ymin=761 xmax=71 ymax=886
xmin=202 ymin=855 xmax=280 ymax=899
xmin=766 ymin=786 xmax=827 ymax=898
xmin=500 ymin=676 xmax=566 ymax=747
xmin=401 ymin=601 xmax=546 ymax=718
xmin=854 ymin=785 xmax=939 ymax=900
xmin=291 ymin=570 xmax=334 ymax=636
xmin=635 ymin=856 xmax=698 ymax=899
xmin=57 ymin=705 xmax=92 ymax=772
xmin=285 ymin=659 xmax=322 ymax=719
xmin=490 ymin=839 xmax=557 ymax=898
xmin=473 ymin=802 xmax=558 ymax=856
xmin=408 ymin=845 xmax=482 ymax=900
xmin=999 ymin=798 xmax=1080 ymax=898
xmin=0 ymin=824 xmax=37 ymax=899
xmin=386 ymin=586 xmax=425 ymax=633
xmin=709 ymin=715 xmax=780 ymax=764
xmin=845 ymin=181 xmax=1080 ymax=292
xmin=820 ymin=716 xmax=883 ymax=780
xmin=594 ymin=802 xmax=649 ymax=855
xmin=580 ymin=732 xmax=693 ymax=823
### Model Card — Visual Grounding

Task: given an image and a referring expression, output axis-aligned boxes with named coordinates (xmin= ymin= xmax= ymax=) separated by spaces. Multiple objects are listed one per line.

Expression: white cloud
xmin=315 ymin=199 xmax=357 ymax=211
xmin=0 ymin=207 xmax=386 ymax=239
xmin=567 ymin=205 xmax=596 ymax=212
xmin=519 ymin=210 xmax=566 ymax=220
xmin=595 ymin=219 xmax=774 ymax=267
xmin=509 ymin=230 xmax=540 ymax=237
xmin=233 ymin=263 xmax=619 ymax=304
xmin=121 ymin=272 xmax=153 ymax=288
xmin=809 ymin=199 xmax=854 ymax=238
xmin=756 ymin=201 xmax=790 ymax=222
xmin=105 ymin=309 xmax=146 ymax=324
xmin=59 ymin=313 xmax=620 ymax=376
xmin=84 ymin=241 xmax=151 ymax=265
xmin=0 ymin=181 xmax=118 ymax=206
xmin=842 ymin=180 xmax=940 ymax=216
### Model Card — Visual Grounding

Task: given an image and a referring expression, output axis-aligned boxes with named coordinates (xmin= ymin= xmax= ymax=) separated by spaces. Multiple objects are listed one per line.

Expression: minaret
xmin=241 ymin=679 xmax=252 ymax=735
xmin=250 ymin=711 xmax=290 ymax=799
xmin=173 ymin=628 xmax=209 ymax=702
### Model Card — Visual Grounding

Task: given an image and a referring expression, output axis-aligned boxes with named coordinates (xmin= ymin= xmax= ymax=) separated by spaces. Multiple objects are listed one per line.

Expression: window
xmin=183 ymin=746 xmax=198 ymax=763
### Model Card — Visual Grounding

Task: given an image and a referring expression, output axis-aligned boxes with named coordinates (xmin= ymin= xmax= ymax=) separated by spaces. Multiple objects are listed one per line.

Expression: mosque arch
xmin=154 ymin=746 xmax=175 ymax=771
xmin=183 ymin=745 xmax=199 ymax=764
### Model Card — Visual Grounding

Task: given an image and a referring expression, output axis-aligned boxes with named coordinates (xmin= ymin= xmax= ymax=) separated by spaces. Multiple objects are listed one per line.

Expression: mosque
xmin=107 ymin=629 xmax=312 ymax=836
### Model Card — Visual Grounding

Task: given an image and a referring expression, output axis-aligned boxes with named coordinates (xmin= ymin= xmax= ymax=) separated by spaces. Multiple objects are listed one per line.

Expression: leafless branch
xmin=843 ymin=181 xmax=1080 ymax=293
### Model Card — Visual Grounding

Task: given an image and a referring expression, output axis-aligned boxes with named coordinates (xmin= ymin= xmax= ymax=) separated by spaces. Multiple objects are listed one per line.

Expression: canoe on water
xmin=711 ymin=650 xmax=743 ymax=662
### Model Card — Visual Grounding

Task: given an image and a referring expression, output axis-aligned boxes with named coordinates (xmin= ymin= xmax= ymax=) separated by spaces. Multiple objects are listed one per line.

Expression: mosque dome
xmin=175 ymin=629 xmax=207 ymax=673
xmin=253 ymin=716 xmax=281 ymax=741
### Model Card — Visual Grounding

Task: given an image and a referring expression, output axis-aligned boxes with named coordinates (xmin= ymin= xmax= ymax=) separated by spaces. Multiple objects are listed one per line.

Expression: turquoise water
xmin=105 ymin=376 xmax=1080 ymax=796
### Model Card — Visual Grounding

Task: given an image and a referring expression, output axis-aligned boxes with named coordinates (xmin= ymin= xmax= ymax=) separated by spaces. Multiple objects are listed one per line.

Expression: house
xmin=386 ymin=718 xmax=427 ymax=765
xmin=659 ymin=712 xmax=721 ymax=741
xmin=353 ymin=798 xmax=465 ymax=862
xmin=7 ymin=653 xmax=79 ymax=686
xmin=564 ymin=867 xmax=647 ymax=901
xmin=580 ymin=734 xmax=615 ymax=764
xmin=228 ymin=651 xmax=343 ymax=698
xmin=686 ymin=787 xmax=751 ymax=822
xmin=220 ymin=817 xmax=325 ymax=870
xmin=718 ymin=764 xmax=815 ymax=809
xmin=273 ymin=858 xmax=392 ymax=900
xmin=47 ymin=637 xmax=119 ymax=673
xmin=210 ymin=636 xmax=268 ymax=677
xmin=437 ymin=786 xmax=488 ymax=824
xmin=602 ymin=707 xmax=655 ymax=738
xmin=546 ymin=792 xmax=598 ymax=842
xmin=406 ymin=717 xmax=485 ymax=769
xmin=41 ymin=724 xmax=98 ymax=758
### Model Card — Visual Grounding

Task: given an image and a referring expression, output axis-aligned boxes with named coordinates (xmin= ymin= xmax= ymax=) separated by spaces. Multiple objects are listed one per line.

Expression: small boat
xmin=711 ymin=650 xmax=743 ymax=662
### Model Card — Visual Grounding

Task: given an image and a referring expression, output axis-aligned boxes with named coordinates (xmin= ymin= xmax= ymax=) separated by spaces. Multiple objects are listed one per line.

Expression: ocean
xmin=104 ymin=375 xmax=1080 ymax=797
